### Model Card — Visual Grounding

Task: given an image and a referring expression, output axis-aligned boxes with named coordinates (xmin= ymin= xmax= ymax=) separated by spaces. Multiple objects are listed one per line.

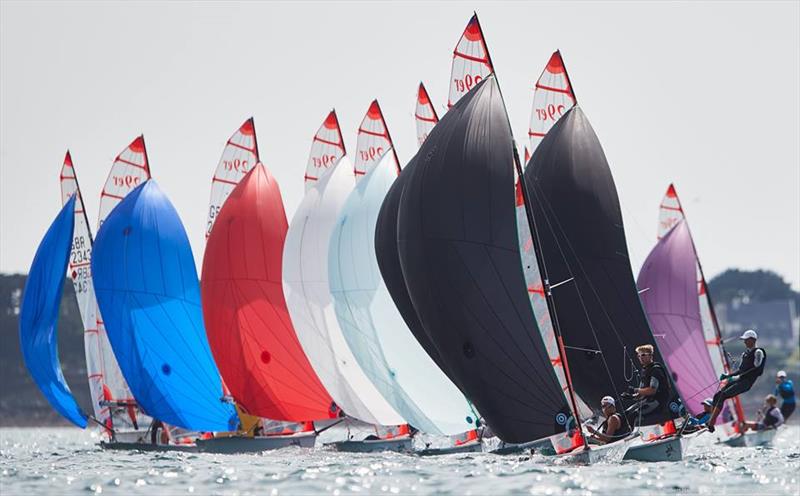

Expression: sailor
xmin=622 ymin=344 xmax=671 ymax=420
xmin=683 ymin=398 xmax=714 ymax=432
xmin=743 ymin=395 xmax=784 ymax=432
xmin=774 ymin=370 xmax=795 ymax=420
xmin=586 ymin=396 xmax=630 ymax=444
xmin=706 ymin=329 xmax=766 ymax=432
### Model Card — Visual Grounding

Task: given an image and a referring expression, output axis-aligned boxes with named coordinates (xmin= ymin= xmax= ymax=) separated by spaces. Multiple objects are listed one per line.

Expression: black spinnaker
xmin=522 ymin=106 xmax=681 ymax=427
xmin=395 ymin=75 xmax=571 ymax=444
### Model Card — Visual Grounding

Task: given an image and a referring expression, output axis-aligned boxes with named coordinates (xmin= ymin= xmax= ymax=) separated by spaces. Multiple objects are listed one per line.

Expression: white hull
xmin=556 ymin=436 xmax=633 ymax=464
xmin=624 ymin=432 xmax=697 ymax=462
xmin=418 ymin=439 xmax=482 ymax=456
xmin=722 ymin=428 xmax=778 ymax=447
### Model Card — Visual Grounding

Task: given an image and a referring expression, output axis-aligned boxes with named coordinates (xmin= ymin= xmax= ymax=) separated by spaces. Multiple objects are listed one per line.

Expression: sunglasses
xmin=637 ymin=353 xmax=652 ymax=357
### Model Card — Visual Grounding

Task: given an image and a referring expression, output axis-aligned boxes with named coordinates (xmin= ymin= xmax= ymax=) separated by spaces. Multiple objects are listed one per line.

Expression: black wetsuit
xmin=602 ymin=413 xmax=631 ymax=440
xmin=636 ymin=362 xmax=671 ymax=418
xmin=713 ymin=347 xmax=766 ymax=406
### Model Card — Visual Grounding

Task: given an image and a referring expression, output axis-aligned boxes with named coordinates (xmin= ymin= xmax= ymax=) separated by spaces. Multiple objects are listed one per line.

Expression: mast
xmin=512 ymin=146 xmax=587 ymax=446
xmin=475 ymin=12 xmax=585 ymax=444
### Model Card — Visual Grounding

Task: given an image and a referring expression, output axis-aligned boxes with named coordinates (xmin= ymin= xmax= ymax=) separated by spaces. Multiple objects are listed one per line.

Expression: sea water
xmin=1 ymin=426 xmax=798 ymax=495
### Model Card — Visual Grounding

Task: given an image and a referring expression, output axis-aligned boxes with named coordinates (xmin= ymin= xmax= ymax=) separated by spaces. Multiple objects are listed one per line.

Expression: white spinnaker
xmin=305 ymin=110 xmax=346 ymax=192
xmin=415 ymin=83 xmax=439 ymax=148
xmin=98 ymin=136 xmax=151 ymax=227
xmin=527 ymin=51 xmax=576 ymax=153
xmin=283 ymin=126 xmax=404 ymax=426
xmin=329 ymin=153 xmax=475 ymax=435
xmin=448 ymin=14 xmax=493 ymax=108
xmin=60 ymin=152 xmax=138 ymax=431
xmin=354 ymin=100 xmax=398 ymax=180
xmin=206 ymin=118 xmax=259 ymax=237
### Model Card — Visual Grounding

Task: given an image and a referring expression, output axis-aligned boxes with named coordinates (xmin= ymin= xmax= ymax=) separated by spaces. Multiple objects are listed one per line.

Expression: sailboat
xmin=633 ymin=219 xmax=714 ymax=460
xmin=19 ymin=193 xmax=89 ymax=430
xmin=199 ymin=119 xmax=336 ymax=452
xmin=283 ymin=110 xmax=407 ymax=450
xmin=92 ymin=164 xmax=238 ymax=448
xmin=329 ymin=101 xmax=478 ymax=452
xmin=59 ymin=151 xmax=150 ymax=443
xmin=652 ymin=185 xmax=756 ymax=447
xmin=414 ymin=83 xmax=439 ymax=147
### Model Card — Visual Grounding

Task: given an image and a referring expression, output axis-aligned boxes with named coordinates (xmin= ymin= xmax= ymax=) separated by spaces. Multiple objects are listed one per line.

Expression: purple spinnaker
xmin=637 ymin=220 xmax=718 ymax=415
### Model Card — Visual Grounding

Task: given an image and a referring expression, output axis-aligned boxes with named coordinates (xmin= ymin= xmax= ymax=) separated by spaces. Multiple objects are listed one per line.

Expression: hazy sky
xmin=2 ymin=1 xmax=798 ymax=289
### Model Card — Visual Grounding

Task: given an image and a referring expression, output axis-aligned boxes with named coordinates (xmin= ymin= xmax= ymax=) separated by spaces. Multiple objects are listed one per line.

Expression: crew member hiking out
xmin=706 ymin=329 xmax=766 ymax=432
xmin=774 ymin=370 xmax=795 ymax=420
xmin=743 ymin=394 xmax=784 ymax=432
xmin=586 ymin=396 xmax=630 ymax=444
xmin=622 ymin=344 xmax=671 ymax=423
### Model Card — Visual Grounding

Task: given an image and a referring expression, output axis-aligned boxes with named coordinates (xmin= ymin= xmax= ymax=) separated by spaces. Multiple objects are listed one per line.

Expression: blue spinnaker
xmin=92 ymin=180 xmax=237 ymax=432
xmin=19 ymin=195 xmax=88 ymax=428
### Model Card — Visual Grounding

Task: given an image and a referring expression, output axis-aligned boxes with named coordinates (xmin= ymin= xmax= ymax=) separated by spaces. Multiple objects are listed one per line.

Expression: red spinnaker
xmin=201 ymin=163 xmax=334 ymax=421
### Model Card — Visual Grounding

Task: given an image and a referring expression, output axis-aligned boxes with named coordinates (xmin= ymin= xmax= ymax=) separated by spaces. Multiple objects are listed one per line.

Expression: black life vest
xmin=602 ymin=412 xmax=631 ymax=439
xmin=640 ymin=362 xmax=671 ymax=405
xmin=763 ymin=406 xmax=781 ymax=427
xmin=739 ymin=347 xmax=766 ymax=381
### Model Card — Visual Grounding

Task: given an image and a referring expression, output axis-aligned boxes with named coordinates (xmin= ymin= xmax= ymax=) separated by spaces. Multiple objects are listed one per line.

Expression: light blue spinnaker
xmin=328 ymin=154 xmax=474 ymax=435
xmin=19 ymin=195 xmax=88 ymax=428
xmin=92 ymin=180 xmax=237 ymax=432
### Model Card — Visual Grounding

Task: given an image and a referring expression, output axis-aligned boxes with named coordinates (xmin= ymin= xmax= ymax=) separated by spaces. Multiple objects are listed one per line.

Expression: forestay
xmin=354 ymin=100 xmax=398 ymax=180
xmin=202 ymin=163 xmax=335 ymax=421
xmin=283 ymin=113 xmax=404 ymax=426
xmin=19 ymin=195 xmax=88 ymax=428
xmin=206 ymin=118 xmax=260 ymax=237
xmin=637 ymin=220 xmax=718 ymax=415
xmin=60 ymin=153 xmax=136 ymax=430
xmin=448 ymin=14 xmax=493 ymax=108
xmin=330 ymin=152 xmax=475 ymax=436
xmin=415 ymin=83 xmax=439 ymax=148
xmin=93 ymin=180 xmax=237 ymax=432
xmin=304 ymin=111 xmax=346 ymax=191
xmin=527 ymin=51 xmax=576 ymax=152
xmin=397 ymin=76 xmax=571 ymax=443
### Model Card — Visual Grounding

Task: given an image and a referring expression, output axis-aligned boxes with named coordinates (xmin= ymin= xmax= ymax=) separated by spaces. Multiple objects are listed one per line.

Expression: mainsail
xmin=304 ymin=111 xmax=346 ymax=191
xmin=202 ymin=162 xmax=335 ymax=420
xmin=523 ymin=106 xmax=680 ymax=426
xmin=527 ymin=51 xmax=576 ymax=152
xmin=415 ymin=82 xmax=439 ymax=148
xmin=60 ymin=152 xmax=134 ymax=430
xmin=354 ymin=100 xmax=399 ymax=179
xmin=19 ymin=195 xmax=88 ymax=428
xmin=206 ymin=118 xmax=259 ymax=237
xmin=657 ymin=184 xmax=744 ymax=425
xmin=330 ymin=127 xmax=474 ymax=435
xmin=397 ymin=76 xmax=571 ymax=443
xmin=448 ymin=14 xmax=493 ymax=108
xmin=93 ymin=180 xmax=237 ymax=432
xmin=637 ymin=220 xmax=718 ymax=415
xmin=517 ymin=53 xmax=592 ymax=421
xmin=98 ymin=136 xmax=151 ymax=226
xmin=283 ymin=112 xmax=404 ymax=426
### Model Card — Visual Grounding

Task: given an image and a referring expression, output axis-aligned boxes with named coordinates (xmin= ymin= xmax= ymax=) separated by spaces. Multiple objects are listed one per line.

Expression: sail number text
xmin=453 ymin=74 xmax=483 ymax=93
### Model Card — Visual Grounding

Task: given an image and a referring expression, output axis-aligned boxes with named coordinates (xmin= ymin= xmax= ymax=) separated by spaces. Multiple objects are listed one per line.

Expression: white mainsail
xmin=60 ymin=151 xmax=141 ymax=433
xmin=354 ymin=100 xmax=398 ymax=180
xmin=415 ymin=82 xmax=439 ymax=148
xmin=206 ymin=118 xmax=259 ymax=237
xmin=283 ymin=111 xmax=404 ymax=426
xmin=448 ymin=14 xmax=493 ymax=108
xmin=527 ymin=51 xmax=576 ymax=153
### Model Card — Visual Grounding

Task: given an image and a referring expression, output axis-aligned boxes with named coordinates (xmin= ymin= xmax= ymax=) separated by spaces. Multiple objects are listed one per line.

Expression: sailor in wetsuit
xmin=706 ymin=329 xmax=766 ymax=432
xmin=586 ymin=396 xmax=630 ymax=444
xmin=774 ymin=370 xmax=795 ymax=420
xmin=743 ymin=394 xmax=784 ymax=432
xmin=622 ymin=344 xmax=671 ymax=422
